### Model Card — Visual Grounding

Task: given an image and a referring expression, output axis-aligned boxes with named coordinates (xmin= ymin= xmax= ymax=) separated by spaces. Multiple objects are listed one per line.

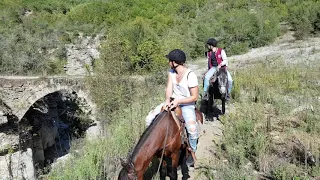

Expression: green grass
xmin=210 ymin=58 xmax=320 ymax=179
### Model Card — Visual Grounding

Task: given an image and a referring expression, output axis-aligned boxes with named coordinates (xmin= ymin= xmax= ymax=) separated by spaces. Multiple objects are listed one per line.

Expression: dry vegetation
xmin=205 ymin=36 xmax=320 ymax=179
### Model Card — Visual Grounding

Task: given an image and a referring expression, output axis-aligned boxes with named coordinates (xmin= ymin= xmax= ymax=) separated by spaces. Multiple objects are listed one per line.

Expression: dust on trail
xmin=178 ymin=31 xmax=320 ymax=179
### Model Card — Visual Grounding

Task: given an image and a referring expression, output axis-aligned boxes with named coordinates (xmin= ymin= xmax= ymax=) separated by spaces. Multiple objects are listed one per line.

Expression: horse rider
xmin=165 ymin=49 xmax=199 ymax=166
xmin=203 ymin=38 xmax=233 ymax=101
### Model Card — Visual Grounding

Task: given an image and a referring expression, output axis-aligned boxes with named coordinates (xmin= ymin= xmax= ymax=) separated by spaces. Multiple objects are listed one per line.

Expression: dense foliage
xmin=1 ymin=0 xmax=319 ymax=75
xmin=3 ymin=0 xmax=315 ymax=179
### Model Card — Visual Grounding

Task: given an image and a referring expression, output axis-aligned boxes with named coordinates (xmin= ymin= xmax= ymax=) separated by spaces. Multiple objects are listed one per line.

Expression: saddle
xmin=168 ymin=106 xmax=203 ymax=156
xmin=161 ymin=97 xmax=203 ymax=147
xmin=159 ymin=103 xmax=203 ymax=165
xmin=160 ymin=106 xmax=203 ymax=130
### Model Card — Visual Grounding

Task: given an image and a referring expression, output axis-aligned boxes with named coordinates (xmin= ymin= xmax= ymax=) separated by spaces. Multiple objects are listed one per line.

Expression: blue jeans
xmin=180 ymin=105 xmax=198 ymax=152
xmin=203 ymin=67 xmax=233 ymax=94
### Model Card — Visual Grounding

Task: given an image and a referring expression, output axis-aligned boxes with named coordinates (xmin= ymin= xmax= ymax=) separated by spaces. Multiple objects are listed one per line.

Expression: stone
xmin=0 ymin=148 xmax=35 ymax=180
xmin=0 ymin=112 xmax=7 ymax=125
xmin=0 ymin=133 xmax=19 ymax=150
xmin=86 ymin=121 xmax=103 ymax=139
xmin=2 ymin=84 xmax=12 ymax=88
xmin=0 ymin=75 xmax=98 ymax=177
xmin=64 ymin=35 xmax=101 ymax=76
xmin=290 ymin=104 xmax=314 ymax=115
xmin=50 ymin=154 xmax=72 ymax=170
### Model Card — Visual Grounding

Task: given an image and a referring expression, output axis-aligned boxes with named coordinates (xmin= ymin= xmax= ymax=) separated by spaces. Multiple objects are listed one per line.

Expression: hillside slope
xmin=184 ymin=31 xmax=320 ymax=179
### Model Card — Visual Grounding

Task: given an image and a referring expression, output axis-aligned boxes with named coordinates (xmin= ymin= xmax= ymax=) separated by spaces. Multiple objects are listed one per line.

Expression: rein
xmin=170 ymin=110 xmax=196 ymax=162
xmin=155 ymin=124 xmax=169 ymax=178
xmin=163 ymin=110 xmax=185 ymax=148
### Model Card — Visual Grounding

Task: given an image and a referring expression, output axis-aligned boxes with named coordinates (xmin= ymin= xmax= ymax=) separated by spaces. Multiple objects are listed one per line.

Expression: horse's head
xmin=118 ymin=158 xmax=137 ymax=180
xmin=217 ymin=68 xmax=228 ymax=97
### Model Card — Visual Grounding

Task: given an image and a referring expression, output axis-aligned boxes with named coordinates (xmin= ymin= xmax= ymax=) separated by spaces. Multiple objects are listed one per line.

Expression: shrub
xmin=287 ymin=0 xmax=320 ymax=39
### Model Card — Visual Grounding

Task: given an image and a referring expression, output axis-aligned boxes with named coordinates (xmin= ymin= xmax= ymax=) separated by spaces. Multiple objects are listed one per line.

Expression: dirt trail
xmin=184 ymin=62 xmax=230 ymax=180
xmin=180 ymin=31 xmax=320 ymax=179
xmin=185 ymin=119 xmax=224 ymax=179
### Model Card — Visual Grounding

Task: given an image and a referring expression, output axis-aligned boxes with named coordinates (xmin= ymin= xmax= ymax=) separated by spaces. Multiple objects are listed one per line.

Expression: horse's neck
xmin=132 ymin=113 xmax=175 ymax=171
xmin=170 ymin=111 xmax=183 ymax=130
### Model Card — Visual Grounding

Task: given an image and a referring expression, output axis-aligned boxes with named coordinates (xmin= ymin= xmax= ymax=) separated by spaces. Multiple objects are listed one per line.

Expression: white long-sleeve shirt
xmin=220 ymin=49 xmax=228 ymax=67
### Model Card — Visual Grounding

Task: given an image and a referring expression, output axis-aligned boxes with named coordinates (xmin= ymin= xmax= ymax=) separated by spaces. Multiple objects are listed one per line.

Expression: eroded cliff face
xmin=64 ymin=34 xmax=101 ymax=76
xmin=0 ymin=90 xmax=95 ymax=179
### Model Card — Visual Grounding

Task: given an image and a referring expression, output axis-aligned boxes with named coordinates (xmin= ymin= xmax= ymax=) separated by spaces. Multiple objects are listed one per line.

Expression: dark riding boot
xmin=186 ymin=155 xmax=194 ymax=167
xmin=186 ymin=151 xmax=196 ymax=167
xmin=179 ymin=148 xmax=190 ymax=180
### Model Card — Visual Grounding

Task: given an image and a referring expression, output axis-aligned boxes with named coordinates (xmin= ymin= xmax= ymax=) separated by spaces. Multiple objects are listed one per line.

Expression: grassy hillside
xmin=207 ymin=44 xmax=320 ymax=179
xmin=1 ymin=0 xmax=319 ymax=75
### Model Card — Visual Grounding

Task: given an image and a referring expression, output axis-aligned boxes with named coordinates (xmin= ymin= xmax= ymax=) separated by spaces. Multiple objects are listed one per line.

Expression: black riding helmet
xmin=165 ymin=49 xmax=186 ymax=65
xmin=206 ymin=38 xmax=218 ymax=47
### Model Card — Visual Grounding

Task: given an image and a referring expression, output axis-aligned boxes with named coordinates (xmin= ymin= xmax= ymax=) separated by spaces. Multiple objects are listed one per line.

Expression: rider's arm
xmin=176 ymin=72 xmax=199 ymax=105
xmin=176 ymin=86 xmax=199 ymax=105
xmin=165 ymin=72 xmax=173 ymax=105
xmin=219 ymin=50 xmax=228 ymax=67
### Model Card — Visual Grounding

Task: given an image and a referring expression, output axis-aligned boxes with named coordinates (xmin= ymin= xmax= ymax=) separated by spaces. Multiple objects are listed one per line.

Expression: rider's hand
xmin=170 ymin=99 xmax=179 ymax=110
xmin=217 ymin=65 xmax=221 ymax=69
xmin=165 ymin=99 xmax=171 ymax=110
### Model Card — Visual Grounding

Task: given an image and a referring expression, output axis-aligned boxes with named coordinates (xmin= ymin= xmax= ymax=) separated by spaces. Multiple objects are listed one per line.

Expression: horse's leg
xmin=169 ymin=151 xmax=180 ymax=180
xmin=209 ymin=90 xmax=215 ymax=119
xmin=180 ymin=147 xmax=190 ymax=180
xmin=222 ymin=98 xmax=226 ymax=114
xmin=159 ymin=158 xmax=167 ymax=180
xmin=136 ymin=171 xmax=144 ymax=180
xmin=208 ymin=90 xmax=213 ymax=113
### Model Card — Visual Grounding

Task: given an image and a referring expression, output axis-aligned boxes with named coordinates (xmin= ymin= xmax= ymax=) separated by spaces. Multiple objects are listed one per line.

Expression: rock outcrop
xmin=64 ymin=34 xmax=101 ymax=76
xmin=0 ymin=90 xmax=96 ymax=179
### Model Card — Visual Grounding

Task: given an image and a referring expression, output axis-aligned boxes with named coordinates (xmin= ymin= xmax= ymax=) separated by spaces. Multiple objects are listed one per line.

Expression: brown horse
xmin=118 ymin=107 xmax=203 ymax=180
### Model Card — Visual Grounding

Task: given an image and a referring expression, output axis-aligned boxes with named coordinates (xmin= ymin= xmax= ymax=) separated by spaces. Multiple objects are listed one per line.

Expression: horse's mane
xmin=130 ymin=110 xmax=169 ymax=162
